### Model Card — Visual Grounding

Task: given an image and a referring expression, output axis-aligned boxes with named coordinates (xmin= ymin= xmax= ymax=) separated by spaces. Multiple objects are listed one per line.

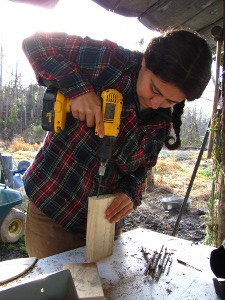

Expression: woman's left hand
xmin=105 ymin=193 xmax=134 ymax=223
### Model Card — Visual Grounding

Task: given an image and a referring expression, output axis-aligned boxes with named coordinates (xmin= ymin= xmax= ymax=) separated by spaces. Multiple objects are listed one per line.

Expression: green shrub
xmin=198 ymin=169 xmax=212 ymax=178
xmin=7 ymin=244 xmax=17 ymax=251
xmin=20 ymin=246 xmax=27 ymax=254
xmin=0 ymin=243 xmax=7 ymax=250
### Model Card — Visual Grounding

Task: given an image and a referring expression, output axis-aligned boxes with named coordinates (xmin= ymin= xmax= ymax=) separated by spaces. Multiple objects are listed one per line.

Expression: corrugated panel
xmin=138 ymin=0 xmax=223 ymax=52
xmin=91 ymin=0 xmax=224 ymax=52
xmin=92 ymin=0 xmax=156 ymax=17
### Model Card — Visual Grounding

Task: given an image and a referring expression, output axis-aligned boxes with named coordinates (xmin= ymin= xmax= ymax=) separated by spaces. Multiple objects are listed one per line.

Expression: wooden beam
xmin=63 ymin=263 xmax=104 ymax=300
xmin=86 ymin=194 xmax=115 ymax=262
xmin=218 ymin=6 xmax=225 ymax=245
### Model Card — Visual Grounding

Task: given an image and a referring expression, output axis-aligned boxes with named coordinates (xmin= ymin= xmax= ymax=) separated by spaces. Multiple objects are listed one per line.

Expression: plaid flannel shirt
xmin=22 ymin=32 xmax=171 ymax=231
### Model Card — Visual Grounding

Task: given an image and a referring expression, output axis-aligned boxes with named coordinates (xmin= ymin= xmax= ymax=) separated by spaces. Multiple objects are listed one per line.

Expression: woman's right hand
xmin=70 ymin=91 xmax=104 ymax=138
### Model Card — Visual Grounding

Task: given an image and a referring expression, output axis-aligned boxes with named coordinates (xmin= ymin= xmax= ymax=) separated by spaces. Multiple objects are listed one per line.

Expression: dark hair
xmin=144 ymin=30 xmax=212 ymax=149
xmin=165 ymin=100 xmax=185 ymax=150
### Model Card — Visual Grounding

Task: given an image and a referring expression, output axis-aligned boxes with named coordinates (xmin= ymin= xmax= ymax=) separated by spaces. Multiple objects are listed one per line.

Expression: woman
xmin=22 ymin=29 xmax=212 ymax=258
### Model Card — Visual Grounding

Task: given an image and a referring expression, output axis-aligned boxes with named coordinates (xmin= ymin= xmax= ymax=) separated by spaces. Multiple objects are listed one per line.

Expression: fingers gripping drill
xmin=42 ymin=88 xmax=123 ymax=197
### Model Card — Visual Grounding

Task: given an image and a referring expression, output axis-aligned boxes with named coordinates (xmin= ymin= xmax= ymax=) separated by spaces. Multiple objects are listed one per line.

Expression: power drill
xmin=42 ymin=88 xmax=123 ymax=196
xmin=95 ymin=89 xmax=123 ymax=196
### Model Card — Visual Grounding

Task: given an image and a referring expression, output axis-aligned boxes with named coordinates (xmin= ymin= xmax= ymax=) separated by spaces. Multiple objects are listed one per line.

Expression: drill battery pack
xmin=42 ymin=88 xmax=57 ymax=132
xmin=42 ymin=87 xmax=70 ymax=133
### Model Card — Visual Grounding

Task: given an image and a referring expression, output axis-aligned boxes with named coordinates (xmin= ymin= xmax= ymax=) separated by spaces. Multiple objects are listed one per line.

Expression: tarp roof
xmin=10 ymin=0 xmax=224 ymax=53
xmin=91 ymin=0 xmax=223 ymax=54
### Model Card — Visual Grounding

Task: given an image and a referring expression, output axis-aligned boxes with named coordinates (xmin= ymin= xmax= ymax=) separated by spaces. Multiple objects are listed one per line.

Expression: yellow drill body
xmin=42 ymin=87 xmax=123 ymax=196
xmin=95 ymin=89 xmax=123 ymax=137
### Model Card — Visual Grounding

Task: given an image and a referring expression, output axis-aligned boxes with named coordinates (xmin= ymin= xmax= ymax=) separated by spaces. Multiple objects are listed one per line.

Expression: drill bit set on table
xmin=142 ymin=245 xmax=173 ymax=281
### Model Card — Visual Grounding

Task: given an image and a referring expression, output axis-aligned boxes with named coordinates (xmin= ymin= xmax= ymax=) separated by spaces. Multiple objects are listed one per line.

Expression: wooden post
xmin=0 ymin=154 xmax=13 ymax=188
xmin=207 ymin=26 xmax=223 ymax=158
xmin=218 ymin=15 xmax=225 ymax=245
xmin=86 ymin=194 xmax=115 ymax=262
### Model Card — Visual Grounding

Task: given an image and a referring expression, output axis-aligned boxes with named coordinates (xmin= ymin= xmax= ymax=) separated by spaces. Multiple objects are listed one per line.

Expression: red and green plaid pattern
xmin=22 ymin=32 xmax=171 ymax=231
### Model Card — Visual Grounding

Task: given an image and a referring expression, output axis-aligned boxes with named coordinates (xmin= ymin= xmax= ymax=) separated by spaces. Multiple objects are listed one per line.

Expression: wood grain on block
xmin=86 ymin=194 xmax=115 ymax=261
xmin=63 ymin=263 xmax=104 ymax=300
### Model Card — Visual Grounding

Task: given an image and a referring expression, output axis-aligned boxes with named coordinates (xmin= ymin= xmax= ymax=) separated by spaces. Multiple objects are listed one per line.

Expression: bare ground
xmin=124 ymin=148 xmax=211 ymax=242
xmin=0 ymin=146 xmax=212 ymax=261
xmin=124 ymin=185 xmax=208 ymax=241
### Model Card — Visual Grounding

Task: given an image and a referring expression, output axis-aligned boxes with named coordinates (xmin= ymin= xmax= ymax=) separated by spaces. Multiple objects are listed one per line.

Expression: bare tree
xmin=180 ymin=106 xmax=209 ymax=148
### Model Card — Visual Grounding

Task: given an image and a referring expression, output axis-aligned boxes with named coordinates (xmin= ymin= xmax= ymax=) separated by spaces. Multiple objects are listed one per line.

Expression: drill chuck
xmin=98 ymin=136 xmax=116 ymax=174
xmin=99 ymin=163 xmax=107 ymax=176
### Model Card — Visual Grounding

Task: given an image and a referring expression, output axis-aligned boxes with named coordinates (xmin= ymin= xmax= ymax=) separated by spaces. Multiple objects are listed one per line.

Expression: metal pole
xmin=172 ymin=25 xmax=223 ymax=237
xmin=172 ymin=121 xmax=210 ymax=236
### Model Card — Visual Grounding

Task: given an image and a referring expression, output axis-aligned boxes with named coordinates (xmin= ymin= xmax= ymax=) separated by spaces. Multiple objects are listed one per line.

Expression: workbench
xmin=0 ymin=228 xmax=220 ymax=299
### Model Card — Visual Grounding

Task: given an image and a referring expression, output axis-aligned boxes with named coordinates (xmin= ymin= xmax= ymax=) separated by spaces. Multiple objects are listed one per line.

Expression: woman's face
xmin=136 ymin=59 xmax=186 ymax=109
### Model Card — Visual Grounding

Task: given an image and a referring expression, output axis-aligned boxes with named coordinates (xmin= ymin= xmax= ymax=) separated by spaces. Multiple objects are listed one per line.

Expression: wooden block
xmin=86 ymin=194 xmax=115 ymax=262
xmin=63 ymin=263 xmax=104 ymax=300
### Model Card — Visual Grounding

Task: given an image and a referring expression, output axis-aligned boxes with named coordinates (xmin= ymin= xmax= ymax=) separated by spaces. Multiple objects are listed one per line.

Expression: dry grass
xmin=8 ymin=138 xmax=41 ymax=152
xmin=155 ymin=157 xmax=182 ymax=183
xmin=0 ymin=138 xmax=40 ymax=163
xmin=153 ymin=150 xmax=212 ymax=210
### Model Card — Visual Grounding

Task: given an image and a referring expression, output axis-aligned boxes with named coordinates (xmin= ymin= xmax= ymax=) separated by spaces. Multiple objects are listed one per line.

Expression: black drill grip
xmin=98 ymin=136 xmax=116 ymax=164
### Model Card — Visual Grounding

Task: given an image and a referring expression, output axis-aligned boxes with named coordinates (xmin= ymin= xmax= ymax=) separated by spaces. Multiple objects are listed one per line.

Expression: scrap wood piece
xmin=149 ymin=245 xmax=164 ymax=278
xmin=144 ymin=250 xmax=157 ymax=276
xmin=142 ymin=245 xmax=173 ymax=280
xmin=63 ymin=263 xmax=104 ymax=300
xmin=0 ymin=257 xmax=37 ymax=284
xmin=162 ymin=252 xmax=170 ymax=273
xmin=166 ymin=255 xmax=173 ymax=275
xmin=141 ymin=247 xmax=149 ymax=263
xmin=155 ymin=247 xmax=168 ymax=281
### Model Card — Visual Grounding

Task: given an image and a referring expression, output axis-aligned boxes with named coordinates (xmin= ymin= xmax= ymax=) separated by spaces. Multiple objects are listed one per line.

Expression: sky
xmin=0 ymin=0 xmax=215 ymax=117
xmin=0 ymin=0 xmax=158 ymax=85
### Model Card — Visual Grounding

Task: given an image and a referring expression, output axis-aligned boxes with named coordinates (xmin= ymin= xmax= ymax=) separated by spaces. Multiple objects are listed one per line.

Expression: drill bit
xmin=177 ymin=259 xmax=202 ymax=272
xmin=97 ymin=176 xmax=102 ymax=198
xmin=96 ymin=162 xmax=107 ymax=198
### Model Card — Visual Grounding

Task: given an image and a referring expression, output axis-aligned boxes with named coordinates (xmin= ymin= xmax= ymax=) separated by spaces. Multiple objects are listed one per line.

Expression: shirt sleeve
xmin=22 ymin=32 xmax=125 ymax=98
xmin=115 ymin=115 xmax=171 ymax=208
xmin=117 ymin=164 xmax=147 ymax=208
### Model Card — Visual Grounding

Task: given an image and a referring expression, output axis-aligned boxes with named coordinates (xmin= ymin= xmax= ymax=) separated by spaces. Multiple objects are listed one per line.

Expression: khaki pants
xmin=25 ymin=201 xmax=86 ymax=259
